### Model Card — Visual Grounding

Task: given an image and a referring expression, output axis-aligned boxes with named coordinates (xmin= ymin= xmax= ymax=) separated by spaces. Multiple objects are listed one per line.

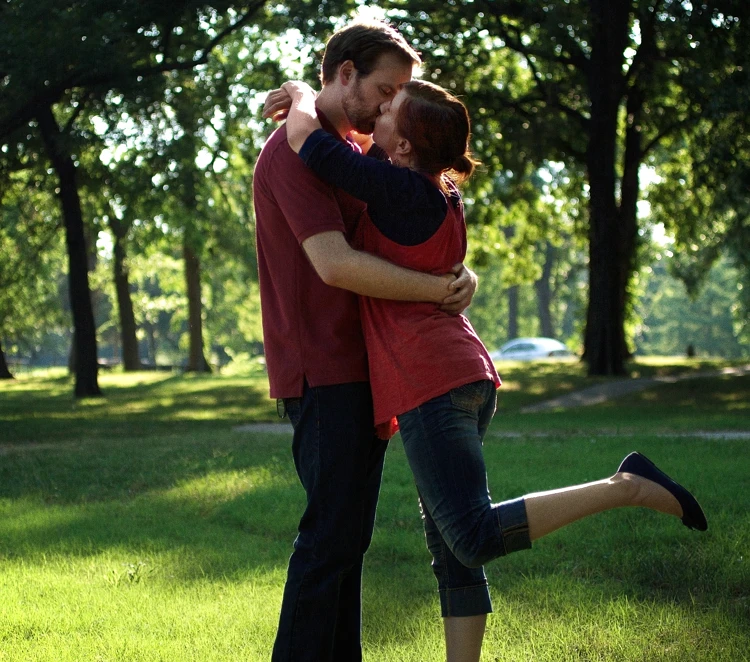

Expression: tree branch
xmin=478 ymin=1 xmax=589 ymax=133
xmin=498 ymin=95 xmax=587 ymax=160
xmin=1 ymin=2 xmax=266 ymax=140
xmin=641 ymin=115 xmax=693 ymax=157
xmin=478 ymin=0 xmax=590 ymax=72
xmin=140 ymin=1 xmax=265 ymax=77
xmin=63 ymin=91 xmax=95 ymax=135
xmin=625 ymin=3 xmax=658 ymax=88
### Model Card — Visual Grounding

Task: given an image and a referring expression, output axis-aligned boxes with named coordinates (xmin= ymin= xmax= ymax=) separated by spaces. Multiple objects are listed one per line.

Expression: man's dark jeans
xmin=271 ymin=381 xmax=388 ymax=662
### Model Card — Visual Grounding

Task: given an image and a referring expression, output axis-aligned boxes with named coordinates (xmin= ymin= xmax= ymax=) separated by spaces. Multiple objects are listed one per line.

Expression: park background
xmin=1 ymin=0 xmax=748 ymax=389
xmin=1 ymin=1 xmax=749 ymax=661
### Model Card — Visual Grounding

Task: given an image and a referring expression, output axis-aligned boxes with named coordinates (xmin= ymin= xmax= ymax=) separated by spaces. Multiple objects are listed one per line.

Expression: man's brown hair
xmin=320 ymin=19 xmax=421 ymax=84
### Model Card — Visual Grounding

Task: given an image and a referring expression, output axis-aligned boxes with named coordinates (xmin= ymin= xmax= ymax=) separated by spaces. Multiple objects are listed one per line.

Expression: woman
xmin=279 ymin=78 xmax=707 ymax=662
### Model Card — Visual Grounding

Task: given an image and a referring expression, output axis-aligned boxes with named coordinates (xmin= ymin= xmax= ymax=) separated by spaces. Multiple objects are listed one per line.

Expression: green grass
xmin=495 ymin=357 xmax=750 ymax=433
xmin=0 ymin=362 xmax=748 ymax=661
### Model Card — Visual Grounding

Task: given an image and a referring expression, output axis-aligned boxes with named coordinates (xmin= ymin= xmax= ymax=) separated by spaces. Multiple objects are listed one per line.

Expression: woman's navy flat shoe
xmin=617 ymin=452 xmax=708 ymax=531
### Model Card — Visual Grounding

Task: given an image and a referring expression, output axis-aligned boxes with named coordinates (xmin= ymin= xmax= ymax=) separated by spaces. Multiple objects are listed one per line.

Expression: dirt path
xmin=520 ymin=364 xmax=750 ymax=413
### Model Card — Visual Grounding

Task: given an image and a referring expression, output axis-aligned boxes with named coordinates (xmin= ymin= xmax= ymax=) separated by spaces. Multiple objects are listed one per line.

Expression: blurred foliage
xmin=636 ymin=255 xmax=748 ymax=358
xmin=1 ymin=0 xmax=748 ymax=376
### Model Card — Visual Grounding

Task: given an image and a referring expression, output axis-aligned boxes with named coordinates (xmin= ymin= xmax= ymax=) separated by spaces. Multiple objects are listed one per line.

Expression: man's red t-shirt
xmin=253 ymin=115 xmax=369 ymax=398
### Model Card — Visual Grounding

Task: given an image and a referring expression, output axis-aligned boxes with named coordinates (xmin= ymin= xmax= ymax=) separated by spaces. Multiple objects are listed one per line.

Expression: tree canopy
xmin=386 ymin=0 xmax=749 ymax=373
xmin=1 ymin=0 xmax=272 ymax=393
xmin=1 ymin=0 xmax=747 ymax=389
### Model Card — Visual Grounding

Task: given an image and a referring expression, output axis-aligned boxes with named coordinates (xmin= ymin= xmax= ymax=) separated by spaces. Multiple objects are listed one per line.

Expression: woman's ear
xmin=395 ymin=137 xmax=412 ymax=159
xmin=338 ymin=60 xmax=355 ymax=86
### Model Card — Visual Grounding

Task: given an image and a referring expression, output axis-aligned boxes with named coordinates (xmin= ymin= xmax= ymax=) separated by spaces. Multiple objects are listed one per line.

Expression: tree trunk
xmin=583 ymin=0 xmax=631 ymax=376
xmin=535 ymin=241 xmax=556 ymax=338
xmin=0 ymin=339 xmax=14 ymax=379
xmin=145 ymin=323 xmax=157 ymax=366
xmin=112 ymin=224 xmax=141 ymax=371
xmin=507 ymin=285 xmax=519 ymax=341
xmin=183 ymin=240 xmax=211 ymax=373
xmin=617 ymin=99 xmax=642 ymax=363
xmin=36 ymin=103 xmax=102 ymax=396
xmin=503 ymin=225 xmax=519 ymax=341
xmin=617 ymin=26 xmax=652 ymax=363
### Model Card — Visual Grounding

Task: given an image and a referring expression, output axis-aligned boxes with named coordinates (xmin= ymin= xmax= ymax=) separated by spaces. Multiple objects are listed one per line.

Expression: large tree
xmin=390 ymin=0 xmax=747 ymax=375
xmin=0 ymin=0 xmax=264 ymax=394
xmin=78 ymin=149 xmax=149 ymax=372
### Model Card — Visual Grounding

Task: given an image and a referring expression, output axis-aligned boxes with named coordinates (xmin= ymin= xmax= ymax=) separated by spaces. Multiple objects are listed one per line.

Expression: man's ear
xmin=338 ymin=60 xmax=355 ymax=86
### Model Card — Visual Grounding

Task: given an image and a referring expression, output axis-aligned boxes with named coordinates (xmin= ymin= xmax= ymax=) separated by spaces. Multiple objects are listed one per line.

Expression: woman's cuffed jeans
xmin=397 ymin=380 xmax=532 ymax=618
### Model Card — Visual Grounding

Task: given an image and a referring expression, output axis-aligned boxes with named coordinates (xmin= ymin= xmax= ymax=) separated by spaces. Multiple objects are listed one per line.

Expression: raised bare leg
xmin=524 ymin=447 xmax=712 ymax=542
xmin=523 ymin=471 xmax=683 ymax=541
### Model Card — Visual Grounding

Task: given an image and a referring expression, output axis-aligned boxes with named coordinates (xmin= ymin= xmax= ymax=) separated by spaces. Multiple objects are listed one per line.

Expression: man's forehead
xmin=368 ymin=52 xmax=415 ymax=86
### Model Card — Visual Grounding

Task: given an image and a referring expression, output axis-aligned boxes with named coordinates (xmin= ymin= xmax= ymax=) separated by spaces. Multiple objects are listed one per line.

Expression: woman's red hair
xmin=396 ymin=80 xmax=479 ymax=188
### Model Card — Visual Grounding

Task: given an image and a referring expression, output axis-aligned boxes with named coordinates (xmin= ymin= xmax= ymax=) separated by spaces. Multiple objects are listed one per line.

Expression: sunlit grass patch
xmin=167 ymin=463 xmax=294 ymax=505
xmin=1 ymin=360 xmax=748 ymax=660
xmin=479 ymin=583 xmax=744 ymax=661
xmin=0 ymin=558 xmax=282 ymax=661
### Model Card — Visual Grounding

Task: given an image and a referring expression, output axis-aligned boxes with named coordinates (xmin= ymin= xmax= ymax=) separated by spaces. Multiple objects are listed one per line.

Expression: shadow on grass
xmin=3 ymin=363 xmax=746 ymax=447
xmin=0 ymin=373 xmax=278 ymax=445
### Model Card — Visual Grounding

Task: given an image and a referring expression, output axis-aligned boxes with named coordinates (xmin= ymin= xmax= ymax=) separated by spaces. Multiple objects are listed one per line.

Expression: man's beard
xmin=342 ymin=80 xmax=377 ymax=134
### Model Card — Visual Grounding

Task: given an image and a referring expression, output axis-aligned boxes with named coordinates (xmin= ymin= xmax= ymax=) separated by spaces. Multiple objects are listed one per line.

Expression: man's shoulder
xmin=256 ymin=124 xmax=290 ymax=167
xmin=256 ymin=124 xmax=329 ymax=179
xmin=255 ymin=125 xmax=310 ymax=196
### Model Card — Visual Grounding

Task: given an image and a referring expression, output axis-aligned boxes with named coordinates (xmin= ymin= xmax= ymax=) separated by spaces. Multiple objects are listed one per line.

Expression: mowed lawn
xmin=0 ymin=360 xmax=748 ymax=661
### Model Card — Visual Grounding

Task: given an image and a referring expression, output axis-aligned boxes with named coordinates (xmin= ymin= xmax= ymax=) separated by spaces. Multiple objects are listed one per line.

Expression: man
xmin=253 ymin=19 xmax=476 ymax=662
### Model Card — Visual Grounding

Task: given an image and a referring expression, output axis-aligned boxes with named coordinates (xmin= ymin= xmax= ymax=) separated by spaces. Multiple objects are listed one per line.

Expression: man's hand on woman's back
xmin=440 ymin=263 xmax=478 ymax=315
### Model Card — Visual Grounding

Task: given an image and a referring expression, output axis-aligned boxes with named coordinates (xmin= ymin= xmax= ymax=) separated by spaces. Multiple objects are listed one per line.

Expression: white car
xmin=489 ymin=337 xmax=574 ymax=361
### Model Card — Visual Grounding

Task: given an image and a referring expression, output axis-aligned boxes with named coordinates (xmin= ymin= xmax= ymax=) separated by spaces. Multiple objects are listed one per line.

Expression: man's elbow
xmin=303 ymin=232 xmax=354 ymax=289
xmin=316 ymin=262 xmax=349 ymax=289
xmin=309 ymin=257 xmax=346 ymax=288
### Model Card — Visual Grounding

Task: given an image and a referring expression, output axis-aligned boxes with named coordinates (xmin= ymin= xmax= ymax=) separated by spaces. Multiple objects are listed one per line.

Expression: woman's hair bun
xmin=452 ymin=154 xmax=475 ymax=176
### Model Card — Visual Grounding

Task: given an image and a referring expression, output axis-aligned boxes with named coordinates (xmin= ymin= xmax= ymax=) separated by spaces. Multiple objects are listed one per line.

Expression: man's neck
xmin=315 ymin=86 xmax=351 ymax=138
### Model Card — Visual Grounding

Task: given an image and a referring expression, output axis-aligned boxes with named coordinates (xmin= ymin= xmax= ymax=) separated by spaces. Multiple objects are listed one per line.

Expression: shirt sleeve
xmin=265 ymin=130 xmax=346 ymax=245
xmin=299 ymin=129 xmax=448 ymax=246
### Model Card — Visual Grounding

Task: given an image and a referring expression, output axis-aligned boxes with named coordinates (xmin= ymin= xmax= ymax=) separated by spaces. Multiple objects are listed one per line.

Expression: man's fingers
xmin=262 ymin=99 xmax=287 ymax=118
xmin=263 ymin=105 xmax=289 ymax=121
xmin=449 ymin=273 xmax=469 ymax=291
xmin=442 ymin=288 xmax=465 ymax=305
